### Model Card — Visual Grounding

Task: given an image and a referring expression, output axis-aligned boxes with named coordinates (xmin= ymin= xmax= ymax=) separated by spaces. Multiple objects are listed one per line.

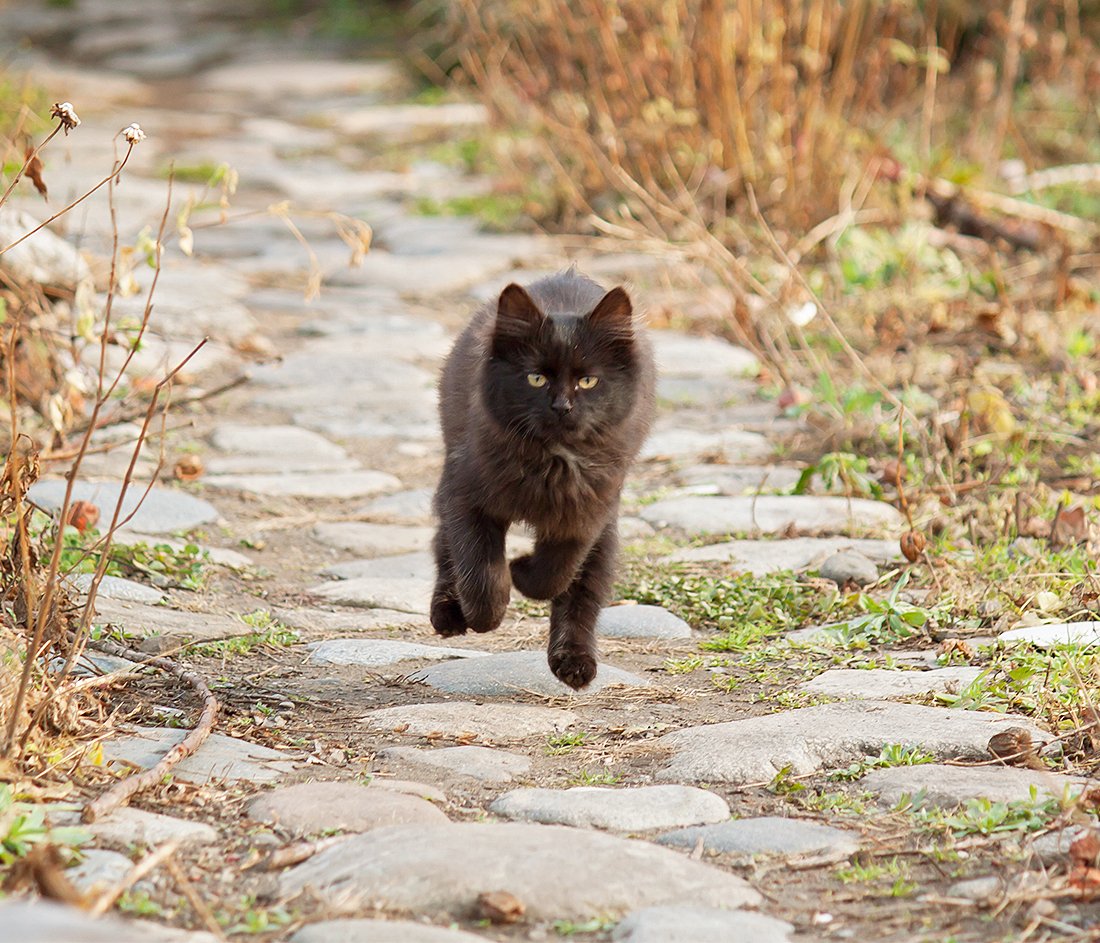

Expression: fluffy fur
xmin=430 ymin=269 xmax=656 ymax=688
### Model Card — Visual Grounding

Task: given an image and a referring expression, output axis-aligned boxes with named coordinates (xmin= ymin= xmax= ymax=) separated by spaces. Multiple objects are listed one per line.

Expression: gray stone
xmin=641 ymin=495 xmax=903 ymax=536
xmin=639 ymin=428 xmax=771 ymax=463
xmin=668 ymin=536 xmax=901 ymax=574
xmin=612 ymin=905 xmax=794 ymax=943
xmin=657 ymin=817 xmax=860 ymax=862
xmin=998 ymin=622 xmax=1100 ymax=648
xmin=29 ymin=480 xmax=219 ymax=535
xmin=368 ymin=779 xmax=448 ymax=804
xmin=597 ymin=605 xmax=692 ymax=639
xmin=247 ymin=781 xmax=448 ymax=837
xmin=674 ymin=464 xmax=806 ymax=495
xmin=360 ymin=488 xmax=435 ymax=524
xmin=203 ymin=470 xmax=400 ymax=499
xmin=309 ymin=576 xmax=432 ymax=614
xmin=862 ymin=764 xmax=1089 ymax=810
xmin=204 ymin=453 xmax=361 ymax=475
xmin=329 ymin=102 xmax=489 ymax=137
xmin=279 ymin=822 xmax=759 ymax=919
xmin=250 ymin=341 xmax=435 ymax=389
xmin=800 ymin=667 xmax=983 ymax=700
xmin=65 ymin=849 xmax=141 ymax=894
xmin=946 ymin=876 xmax=1003 ymax=902
xmin=274 ymin=606 xmax=431 ymax=633
xmin=0 ymin=208 xmax=93 ymax=290
xmin=819 ymin=551 xmax=880 ymax=586
xmin=307 ymin=639 xmax=484 ymax=667
xmin=0 ymin=901 xmax=216 ymax=943
xmin=291 ymin=920 xmax=487 ymax=943
xmin=1026 ymin=825 xmax=1093 ymax=866
xmin=86 ymin=806 xmax=217 ymax=848
xmin=326 ymin=249 xmax=511 ymax=296
xmin=102 ymin=726 xmax=297 ymax=785
xmin=68 ymin=573 xmax=166 ymax=604
xmin=408 ymin=651 xmax=650 ymax=697
xmin=321 ymin=551 xmax=434 ymax=582
xmin=651 ymin=333 xmax=759 ymax=379
xmin=111 ymin=531 xmax=253 ymax=570
xmin=200 ymin=59 xmax=408 ymax=99
xmin=210 ymin=423 xmax=349 ymax=459
xmin=619 ymin=516 xmax=655 ymax=541
xmin=92 ymin=599 xmax=260 ymax=647
xmin=360 ymin=702 xmax=577 ymax=741
xmin=491 ymin=785 xmax=729 ymax=831
xmin=312 ymin=522 xmax=434 ymax=557
xmin=379 ymin=745 xmax=532 ymax=783
xmin=658 ymin=701 xmax=1050 ymax=784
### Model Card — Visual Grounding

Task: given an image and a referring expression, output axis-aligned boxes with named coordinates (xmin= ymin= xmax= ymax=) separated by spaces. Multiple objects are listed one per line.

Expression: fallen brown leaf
xmin=66 ymin=501 xmax=100 ymax=533
xmin=24 ymin=145 xmax=47 ymax=199
xmin=476 ymin=890 xmax=525 ymax=924
xmin=987 ymin=727 xmax=1045 ymax=770
xmin=174 ymin=454 xmax=204 ymax=482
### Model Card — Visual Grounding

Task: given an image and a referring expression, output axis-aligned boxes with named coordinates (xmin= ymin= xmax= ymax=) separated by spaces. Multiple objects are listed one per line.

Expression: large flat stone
xmin=291 ymin=920 xmax=487 ymax=943
xmin=379 ymin=745 xmax=532 ymax=783
xmin=360 ymin=702 xmax=577 ymax=740
xmin=65 ymin=849 xmax=141 ymax=895
xmin=674 ymin=464 xmax=805 ymax=495
xmin=312 ymin=522 xmax=434 ymax=557
xmin=360 ymin=488 xmax=434 ymax=524
xmin=309 ymin=576 xmax=432 ymax=614
xmin=490 ymin=785 xmax=729 ymax=831
xmin=651 ymin=333 xmax=759 ymax=379
xmin=203 ymin=471 xmax=400 ymax=499
xmin=998 ymin=622 xmax=1100 ymax=649
xmin=200 ymin=59 xmax=408 ymax=98
xmin=597 ymin=605 xmax=692 ymax=639
xmin=612 ymin=905 xmax=793 ymax=943
xmin=274 ymin=606 xmax=430 ymax=633
xmin=660 ymin=532 xmax=902 ymax=572
xmin=209 ymin=423 xmax=349 ymax=459
xmin=307 ymin=639 xmax=484 ymax=667
xmin=641 ymin=495 xmax=903 ymax=536
xmin=408 ymin=651 xmax=649 ymax=697
xmin=639 ymin=429 xmax=771 ymax=463
xmin=657 ymin=816 xmax=860 ymax=862
xmin=279 ymin=822 xmax=759 ymax=919
xmin=862 ymin=764 xmax=1090 ymax=810
xmin=321 ymin=551 xmax=434 ymax=582
xmin=0 ymin=901 xmax=216 ymax=943
xmin=101 ymin=726 xmax=297 ymax=784
xmin=248 ymin=781 xmax=448 ymax=837
xmin=92 ymin=599 xmax=260 ymax=647
xmin=801 ymin=667 xmax=983 ymax=700
xmin=84 ymin=806 xmax=217 ymax=848
xmin=657 ymin=701 xmax=1050 ymax=784
xmin=29 ymin=480 xmax=219 ymax=534
xmin=68 ymin=573 xmax=166 ymax=604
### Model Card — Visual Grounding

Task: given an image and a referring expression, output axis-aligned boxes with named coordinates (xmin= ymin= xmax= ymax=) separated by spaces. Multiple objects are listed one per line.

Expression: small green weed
xmin=0 ymin=786 xmax=91 ymax=866
xmin=117 ymin=890 xmax=165 ymax=917
xmin=836 ymin=856 xmax=917 ymax=896
xmin=413 ymin=193 xmax=526 ymax=231
xmin=829 ymin=744 xmax=936 ymax=781
xmin=218 ymin=897 xmax=292 ymax=935
xmin=903 ymin=789 xmax=1064 ymax=837
xmin=552 ymin=917 xmax=616 ymax=936
xmin=835 ymin=573 xmax=942 ymax=645
xmin=187 ymin=612 xmax=298 ymax=657
xmin=546 ymin=732 xmax=587 ymax=756
xmin=794 ymin=451 xmax=883 ymax=499
xmin=568 ymin=769 xmax=621 ymax=786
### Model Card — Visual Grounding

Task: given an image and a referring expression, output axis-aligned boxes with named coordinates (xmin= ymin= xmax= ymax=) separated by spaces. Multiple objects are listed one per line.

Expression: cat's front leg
xmin=447 ymin=508 xmax=511 ymax=633
xmin=430 ymin=527 xmax=467 ymax=637
xmin=547 ymin=520 xmax=618 ymax=689
xmin=510 ymin=537 xmax=588 ymax=601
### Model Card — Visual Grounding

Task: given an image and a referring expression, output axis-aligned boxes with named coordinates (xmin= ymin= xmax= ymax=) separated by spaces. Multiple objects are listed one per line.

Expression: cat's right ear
xmin=493 ymin=284 xmax=543 ymax=346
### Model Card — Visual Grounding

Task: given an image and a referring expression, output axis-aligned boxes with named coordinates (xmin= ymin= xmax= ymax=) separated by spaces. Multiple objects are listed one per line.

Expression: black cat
xmin=430 ymin=269 xmax=656 ymax=689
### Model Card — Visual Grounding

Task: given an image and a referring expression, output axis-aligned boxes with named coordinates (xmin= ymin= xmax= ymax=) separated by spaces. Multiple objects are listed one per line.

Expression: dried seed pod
xmin=1070 ymin=830 xmax=1100 ymax=866
xmin=900 ymin=530 xmax=926 ymax=562
xmin=988 ymin=727 xmax=1045 ymax=769
xmin=937 ymin=638 xmax=974 ymax=660
xmin=65 ymin=500 xmax=99 ymax=533
xmin=174 ymin=455 xmax=204 ymax=481
xmin=476 ymin=890 xmax=525 ymax=924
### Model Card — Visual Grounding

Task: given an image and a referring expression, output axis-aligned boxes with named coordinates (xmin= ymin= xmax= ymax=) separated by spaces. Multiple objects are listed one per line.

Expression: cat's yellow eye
xmin=578 ymin=376 xmax=599 ymax=390
xmin=527 ymin=373 xmax=548 ymax=388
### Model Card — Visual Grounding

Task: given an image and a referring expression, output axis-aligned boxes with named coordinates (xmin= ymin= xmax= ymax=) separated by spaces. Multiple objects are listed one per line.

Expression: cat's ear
xmin=494 ymin=284 xmax=543 ymax=344
xmin=588 ymin=286 xmax=633 ymax=337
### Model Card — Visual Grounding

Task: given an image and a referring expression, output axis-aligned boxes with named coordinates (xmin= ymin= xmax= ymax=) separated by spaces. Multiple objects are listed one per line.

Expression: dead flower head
xmin=50 ymin=101 xmax=80 ymax=133
xmin=122 ymin=123 xmax=146 ymax=145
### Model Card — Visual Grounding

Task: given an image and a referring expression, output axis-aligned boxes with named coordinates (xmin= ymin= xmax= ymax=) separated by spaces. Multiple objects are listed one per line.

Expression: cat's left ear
xmin=494 ymin=283 xmax=544 ymax=345
xmin=588 ymin=287 xmax=633 ymax=337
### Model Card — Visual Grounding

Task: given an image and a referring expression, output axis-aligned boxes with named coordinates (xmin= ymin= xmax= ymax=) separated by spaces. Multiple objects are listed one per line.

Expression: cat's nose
xmin=551 ymin=393 xmax=574 ymax=416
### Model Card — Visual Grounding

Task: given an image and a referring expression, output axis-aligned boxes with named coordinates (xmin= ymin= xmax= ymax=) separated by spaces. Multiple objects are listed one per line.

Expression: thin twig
xmin=82 ymin=635 xmax=218 ymax=823
xmin=87 ymin=838 xmax=181 ymax=916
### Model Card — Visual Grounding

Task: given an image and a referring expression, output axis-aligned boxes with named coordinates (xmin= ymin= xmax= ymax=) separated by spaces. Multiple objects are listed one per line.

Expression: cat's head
xmin=484 ymin=273 xmax=640 ymax=444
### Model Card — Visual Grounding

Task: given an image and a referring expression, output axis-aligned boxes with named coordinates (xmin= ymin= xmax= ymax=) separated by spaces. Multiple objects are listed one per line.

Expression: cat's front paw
xmin=549 ymin=648 xmax=598 ymax=690
xmin=431 ymin=594 xmax=467 ymax=637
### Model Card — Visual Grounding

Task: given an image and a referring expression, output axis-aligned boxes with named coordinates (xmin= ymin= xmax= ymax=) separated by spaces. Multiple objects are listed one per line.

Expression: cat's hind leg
xmin=547 ymin=520 xmax=618 ymax=689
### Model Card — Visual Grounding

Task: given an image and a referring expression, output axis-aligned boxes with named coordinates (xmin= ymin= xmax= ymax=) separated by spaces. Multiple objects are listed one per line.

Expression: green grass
xmin=413 ymin=193 xmax=526 ymax=231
